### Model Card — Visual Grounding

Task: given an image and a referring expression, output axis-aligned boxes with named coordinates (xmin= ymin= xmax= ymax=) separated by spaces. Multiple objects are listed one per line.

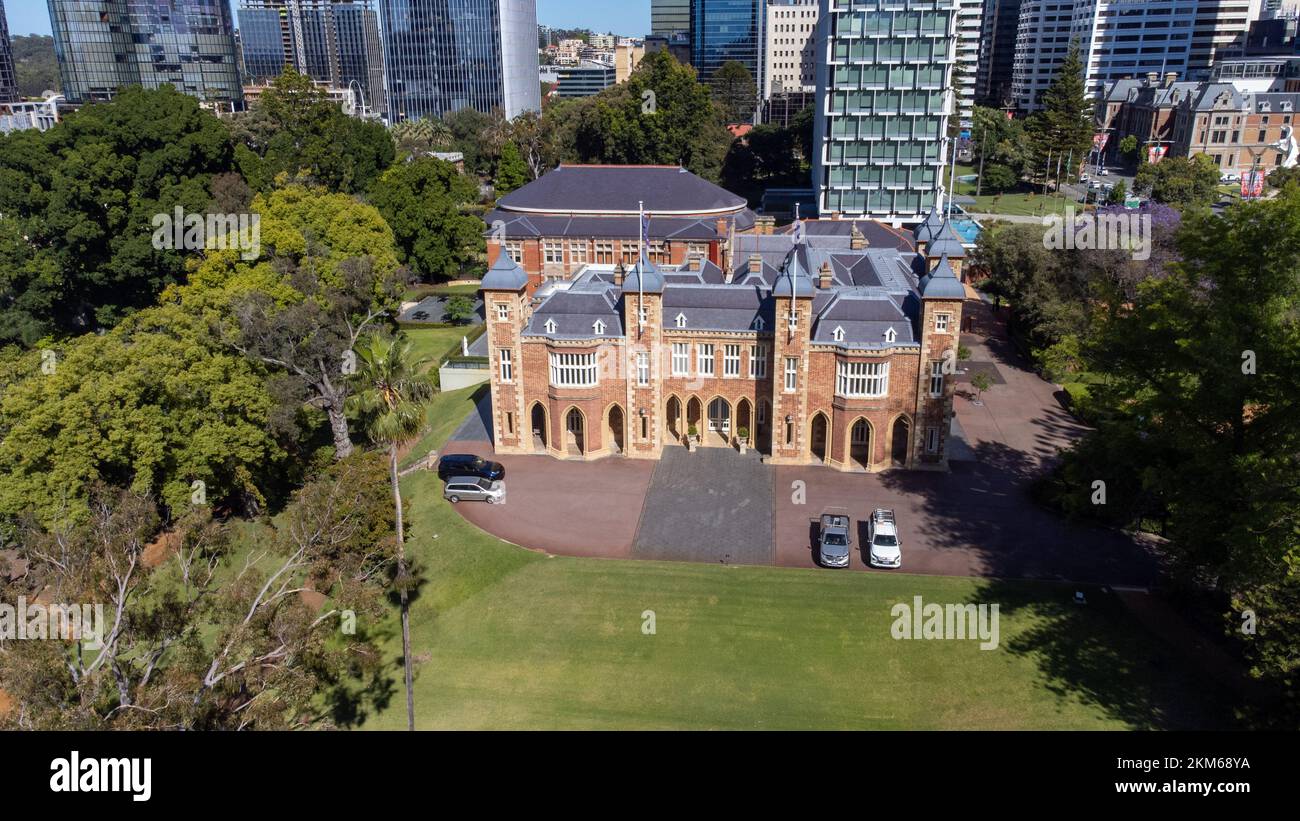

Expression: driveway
xmin=436 ymin=298 xmax=1159 ymax=585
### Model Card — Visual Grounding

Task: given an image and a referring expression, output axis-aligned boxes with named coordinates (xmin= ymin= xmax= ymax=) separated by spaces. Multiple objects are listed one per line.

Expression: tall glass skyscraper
xmin=238 ymin=1 xmax=387 ymax=116
xmin=379 ymin=0 xmax=540 ymax=122
xmin=813 ymin=0 xmax=957 ymax=222
xmin=47 ymin=0 xmax=243 ymax=108
xmin=0 ymin=0 xmax=18 ymax=103
xmin=691 ymin=0 xmax=766 ymax=88
xmin=652 ymin=0 xmax=692 ymax=35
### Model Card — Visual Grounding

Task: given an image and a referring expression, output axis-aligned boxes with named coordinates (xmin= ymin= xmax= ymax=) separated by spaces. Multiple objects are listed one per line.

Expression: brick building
xmin=484 ymin=165 xmax=757 ymax=291
xmin=480 ymin=208 xmax=968 ymax=472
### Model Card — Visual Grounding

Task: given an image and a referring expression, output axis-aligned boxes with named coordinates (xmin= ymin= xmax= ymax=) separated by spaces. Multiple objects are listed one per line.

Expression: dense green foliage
xmin=369 ymin=158 xmax=483 ymax=278
xmin=1025 ymin=46 xmax=1095 ymax=183
xmin=712 ymin=60 xmax=758 ymax=124
xmin=1133 ymin=154 xmax=1222 ymax=208
xmin=10 ymin=34 xmax=60 ymax=98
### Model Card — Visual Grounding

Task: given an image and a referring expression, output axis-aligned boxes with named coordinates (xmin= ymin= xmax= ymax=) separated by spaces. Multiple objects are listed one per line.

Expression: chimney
xmin=748 ymin=253 xmax=763 ymax=275
xmin=849 ymin=222 xmax=867 ymax=250
xmin=1146 ymin=72 xmax=1158 ymax=87
xmin=1163 ymin=72 xmax=1177 ymax=88
xmin=613 ymin=261 xmax=625 ymax=286
xmin=689 ymin=253 xmax=702 ymax=272
xmin=819 ymin=261 xmax=833 ymax=290
xmin=716 ymin=216 xmax=729 ymax=239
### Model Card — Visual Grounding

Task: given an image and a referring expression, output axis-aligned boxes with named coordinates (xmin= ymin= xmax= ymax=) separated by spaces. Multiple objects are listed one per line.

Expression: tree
xmin=1105 ymin=179 xmax=1127 ymax=205
xmin=1049 ymin=191 xmax=1300 ymax=719
xmin=346 ymin=334 xmax=435 ymax=732
xmin=391 ymin=117 xmax=455 ymax=161
xmin=972 ymin=105 xmax=1029 ymax=194
xmin=231 ymin=70 xmax=394 ymax=194
xmin=1133 ymin=154 xmax=1220 ymax=209
xmin=1025 ymin=45 xmax=1095 ymax=185
xmin=567 ymin=50 xmax=733 ymax=182
xmin=0 ymin=85 xmax=237 ymax=340
xmin=443 ymin=295 xmax=476 ymax=324
xmin=0 ymin=458 xmax=398 ymax=730
xmin=10 ymin=35 xmax=61 ymax=97
xmin=0 ymin=304 xmax=287 ymax=526
xmin=182 ymin=185 xmax=403 ymax=461
xmin=494 ymin=140 xmax=529 ymax=194
xmin=712 ymin=60 xmax=757 ymax=124
xmin=369 ymin=158 xmax=484 ymax=279
xmin=443 ymin=107 xmax=509 ymax=179
xmin=969 ymin=371 xmax=992 ymax=404
xmin=720 ymin=122 xmax=804 ymax=202
xmin=1118 ymin=134 xmax=1140 ymax=166
xmin=1267 ymin=164 xmax=1300 ymax=190
xmin=982 ymin=164 xmax=1018 ymax=193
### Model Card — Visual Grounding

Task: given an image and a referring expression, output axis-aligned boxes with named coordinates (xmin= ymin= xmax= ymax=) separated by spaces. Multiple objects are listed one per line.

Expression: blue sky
xmin=5 ymin=1 xmax=651 ymax=37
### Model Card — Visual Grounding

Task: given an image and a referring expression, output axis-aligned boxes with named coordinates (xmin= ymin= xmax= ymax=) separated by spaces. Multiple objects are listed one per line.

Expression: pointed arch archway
xmin=809 ymin=411 xmax=829 ymax=464
xmin=849 ymin=417 xmax=873 ymax=471
xmin=757 ymin=399 xmax=772 ymax=453
xmin=530 ymin=402 xmax=549 ymax=453
xmin=889 ymin=413 xmax=912 ymax=467
xmin=706 ymin=396 xmax=732 ymax=445
xmin=665 ymin=394 xmax=683 ymax=443
xmin=564 ymin=406 xmax=586 ymax=456
xmin=736 ymin=398 xmax=753 ymax=447
xmin=685 ymin=396 xmax=703 ymax=441
xmin=605 ymin=403 xmax=625 ymax=455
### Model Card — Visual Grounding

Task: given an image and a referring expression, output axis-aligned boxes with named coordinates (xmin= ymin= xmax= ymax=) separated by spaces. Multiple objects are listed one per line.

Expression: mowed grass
xmin=361 ymin=469 xmax=1230 ymax=730
xmin=401 ymin=325 xmax=477 ymax=371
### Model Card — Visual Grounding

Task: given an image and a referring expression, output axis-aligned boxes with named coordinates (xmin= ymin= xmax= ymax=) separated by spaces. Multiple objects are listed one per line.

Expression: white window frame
xmin=549 ymin=352 xmax=598 ymax=388
xmin=569 ymin=240 xmax=589 ymax=265
xmin=672 ymin=342 xmax=690 ymax=376
xmin=836 ymin=361 xmax=890 ymax=398
xmin=750 ymin=344 xmax=768 ymax=379
xmin=698 ymin=343 xmax=715 ymax=377
xmin=929 ymin=361 xmax=944 ymax=398
xmin=723 ymin=344 xmax=741 ymax=378
xmin=496 ymin=303 xmax=509 ymax=322
xmin=925 ymin=427 xmax=940 ymax=454
xmin=543 ymin=239 xmax=564 ymax=265
xmin=498 ymin=348 xmax=513 ymax=382
xmin=637 ymin=351 xmax=650 ymax=385
xmin=505 ymin=241 xmax=524 ymax=264
xmin=934 ymin=313 xmax=951 ymax=333
xmin=784 ymin=357 xmax=798 ymax=392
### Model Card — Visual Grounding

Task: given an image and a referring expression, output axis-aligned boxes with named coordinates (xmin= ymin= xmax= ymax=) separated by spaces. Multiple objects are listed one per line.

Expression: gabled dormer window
xmin=752 ymin=316 xmax=765 ymax=331
xmin=593 ymin=319 xmax=606 ymax=335
xmin=675 ymin=312 xmax=687 ymax=328
xmin=1261 ymin=102 xmax=1272 ymax=113
xmin=833 ymin=326 xmax=845 ymax=342
xmin=885 ymin=327 xmax=897 ymax=343
xmin=544 ymin=318 xmax=557 ymax=334
xmin=1285 ymin=101 xmax=1295 ymax=112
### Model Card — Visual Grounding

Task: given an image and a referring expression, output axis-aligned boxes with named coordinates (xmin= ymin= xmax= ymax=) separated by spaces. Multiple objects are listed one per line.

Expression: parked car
xmin=1220 ymin=172 xmax=1240 ymax=183
xmin=437 ymin=453 xmax=505 ymax=482
xmin=867 ymin=509 xmax=902 ymax=568
xmin=818 ymin=510 xmax=852 ymax=568
xmin=443 ymin=476 xmax=506 ymax=505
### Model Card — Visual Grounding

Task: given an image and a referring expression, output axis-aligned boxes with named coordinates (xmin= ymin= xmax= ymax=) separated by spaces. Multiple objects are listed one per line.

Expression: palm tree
xmin=347 ymin=333 xmax=435 ymax=731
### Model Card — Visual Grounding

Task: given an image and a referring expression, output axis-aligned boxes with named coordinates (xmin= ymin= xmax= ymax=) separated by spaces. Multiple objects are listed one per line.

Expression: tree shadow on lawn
xmin=973 ymin=578 xmax=1239 ymax=729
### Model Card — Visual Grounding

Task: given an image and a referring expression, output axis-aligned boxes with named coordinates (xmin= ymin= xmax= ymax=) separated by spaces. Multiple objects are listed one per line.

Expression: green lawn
xmin=356 ymin=395 xmax=1232 ymax=730
xmin=398 ymin=384 xmax=485 ymax=470
xmin=403 ymin=283 xmax=482 ymax=301
xmin=952 ymin=163 xmax=1076 ymax=216
xmin=401 ymin=324 xmax=481 ymax=372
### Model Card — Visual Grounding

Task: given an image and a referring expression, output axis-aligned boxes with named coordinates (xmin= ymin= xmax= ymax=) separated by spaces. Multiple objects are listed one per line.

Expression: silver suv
xmin=443 ymin=476 xmax=506 ymax=505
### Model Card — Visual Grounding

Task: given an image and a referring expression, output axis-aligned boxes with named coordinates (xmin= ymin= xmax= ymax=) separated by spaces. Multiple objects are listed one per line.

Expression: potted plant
xmin=687 ymin=424 xmax=699 ymax=451
xmin=736 ymin=426 xmax=750 ymax=455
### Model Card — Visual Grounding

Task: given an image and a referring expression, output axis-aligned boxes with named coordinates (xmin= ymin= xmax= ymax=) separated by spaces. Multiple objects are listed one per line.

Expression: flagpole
xmin=638 ymin=200 xmax=645 ymax=338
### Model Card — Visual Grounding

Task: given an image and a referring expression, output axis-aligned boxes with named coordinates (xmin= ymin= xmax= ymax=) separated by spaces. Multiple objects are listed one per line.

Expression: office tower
xmin=47 ymin=0 xmax=242 ymax=108
xmin=974 ymin=0 xmax=1020 ymax=107
xmin=379 ymin=0 xmax=540 ymax=122
xmin=764 ymin=0 xmax=819 ymax=98
xmin=1012 ymin=0 xmax=1265 ymax=113
xmin=0 ymin=0 xmax=17 ymax=103
xmin=952 ymin=0 xmax=983 ymax=122
xmin=238 ymin=1 xmax=386 ymax=116
xmin=652 ymin=0 xmax=693 ymax=36
xmin=812 ymin=0 xmax=958 ymax=222
xmin=692 ymin=0 xmax=766 ymax=91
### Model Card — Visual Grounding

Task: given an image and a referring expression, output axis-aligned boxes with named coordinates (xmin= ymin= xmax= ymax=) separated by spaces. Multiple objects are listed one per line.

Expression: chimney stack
xmin=748 ymin=253 xmax=763 ymax=275
xmin=689 ymin=253 xmax=702 ymax=272
xmin=819 ymin=261 xmax=833 ymax=290
xmin=849 ymin=222 xmax=867 ymax=251
xmin=1163 ymin=72 xmax=1177 ymax=88
xmin=613 ymin=261 xmax=625 ymax=286
xmin=1146 ymin=72 xmax=1158 ymax=87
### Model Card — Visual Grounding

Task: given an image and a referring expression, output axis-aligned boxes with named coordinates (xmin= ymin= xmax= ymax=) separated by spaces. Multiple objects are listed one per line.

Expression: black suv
xmin=436 ymin=454 xmax=505 ymax=482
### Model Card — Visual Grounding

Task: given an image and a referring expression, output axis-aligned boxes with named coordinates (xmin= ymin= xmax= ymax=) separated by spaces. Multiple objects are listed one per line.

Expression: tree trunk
xmin=327 ymin=402 xmax=353 ymax=460
xmin=390 ymin=443 xmax=415 ymax=731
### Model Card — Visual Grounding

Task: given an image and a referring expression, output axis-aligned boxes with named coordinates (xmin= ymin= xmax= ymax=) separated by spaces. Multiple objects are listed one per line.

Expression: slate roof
xmin=811 ymin=294 xmax=916 ymax=349
xmin=496 ymin=165 xmax=749 ymax=215
xmin=523 ymin=288 xmax=623 ymax=340
xmin=622 ymin=258 xmax=666 ymax=293
xmin=662 ymin=286 xmax=772 ymax=332
xmin=925 ymin=221 xmax=967 ymax=259
xmin=921 ymin=256 xmax=966 ymax=300
xmin=914 ymin=207 xmax=945 ymax=244
xmin=480 ymin=253 xmax=528 ymax=290
xmin=483 ymin=209 xmax=757 ymax=240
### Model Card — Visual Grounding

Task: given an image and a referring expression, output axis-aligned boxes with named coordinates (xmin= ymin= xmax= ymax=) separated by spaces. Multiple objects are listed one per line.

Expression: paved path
xmin=633 ymin=446 xmax=773 ymax=565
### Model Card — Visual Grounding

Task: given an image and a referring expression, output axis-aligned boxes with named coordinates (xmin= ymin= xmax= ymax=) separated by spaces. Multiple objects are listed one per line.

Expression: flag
xmin=640 ymin=208 xmax=650 ymax=264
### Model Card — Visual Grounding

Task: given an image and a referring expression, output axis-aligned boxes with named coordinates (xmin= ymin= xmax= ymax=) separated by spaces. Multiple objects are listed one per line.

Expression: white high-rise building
xmin=813 ymin=0 xmax=959 ymax=222
xmin=765 ymin=0 xmax=820 ymax=97
xmin=1011 ymin=0 xmax=1264 ymax=113
xmin=953 ymin=0 xmax=985 ymax=122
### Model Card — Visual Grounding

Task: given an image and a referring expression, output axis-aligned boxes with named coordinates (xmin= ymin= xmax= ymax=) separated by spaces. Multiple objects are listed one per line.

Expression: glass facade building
xmin=813 ymin=0 xmax=957 ymax=222
xmin=379 ymin=0 xmax=540 ymax=122
xmin=0 ymin=0 xmax=18 ymax=103
xmin=237 ymin=1 xmax=387 ymax=116
xmin=48 ymin=0 xmax=243 ymax=108
xmin=692 ymin=0 xmax=766 ymax=89
xmin=652 ymin=0 xmax=692 ymax=35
